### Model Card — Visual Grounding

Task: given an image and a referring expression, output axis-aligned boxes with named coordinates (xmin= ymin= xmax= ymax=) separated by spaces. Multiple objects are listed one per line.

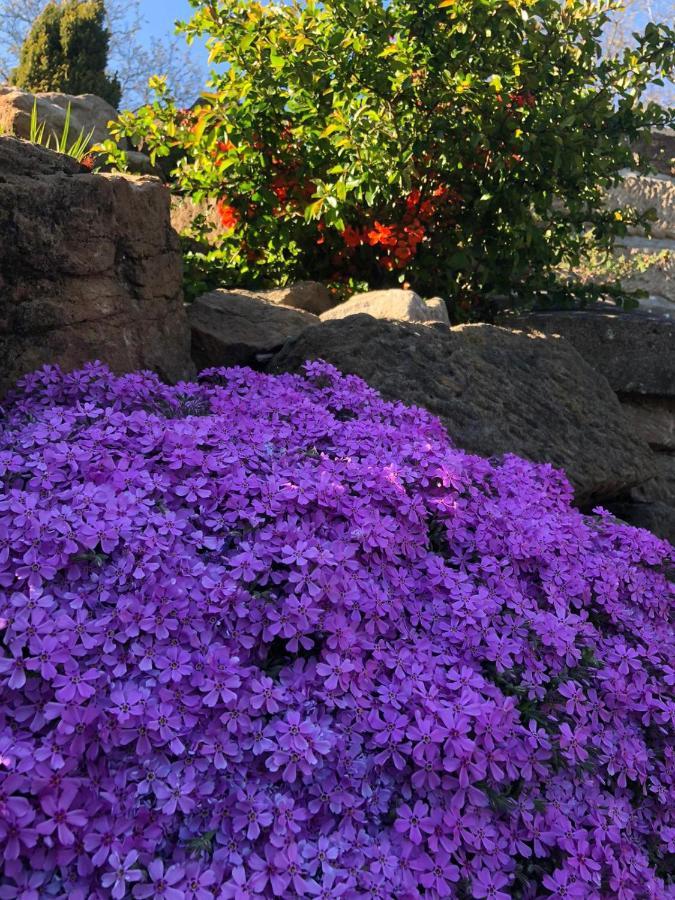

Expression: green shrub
xmin=12 ymin=0 xmax=121 ymax=108
xmin=110 ymin=0 xmax=674 ymax=318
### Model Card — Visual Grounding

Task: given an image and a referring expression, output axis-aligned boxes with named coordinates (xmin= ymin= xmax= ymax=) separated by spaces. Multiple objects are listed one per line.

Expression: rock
xmin=608 ymin=501 xmax=675 ymax=546
xmin=189 ymin=290 xmax=319 ymax=370
xmin=270 ymin=315 xmax=654 ymax=505
xmin=621 ymin=397 xmax=675 ymax=450
xmin=171 ymin=195 xmax=221 ymax=236
xmin=501 ymin=310 xmax=675 ymax=396
xmin=632 ymin=128 xmax=675 ymax=177
xmin=631 ymin=452 xmax=675 ymax=506
xmin=612 ymin=242 xmax=674 ymax=304
xmin=118 ymin=150 xmax=163 ymax=178
xmin=320 ymin=289 xmax=450 ymax=325
xmin=0 ymin=87 xmax=119 ymax=150
xmin=0 ymin=137 xmax=193 ymax=396
xmin=257 ymin=282 xmax=335 ymax=316
xmin=607 ymin=173 xmax=675 ymax=241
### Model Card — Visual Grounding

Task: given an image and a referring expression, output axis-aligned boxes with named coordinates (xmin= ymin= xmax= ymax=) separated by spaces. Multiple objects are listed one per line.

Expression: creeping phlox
xmin=0 ymin=361 xmax=673 ymax=899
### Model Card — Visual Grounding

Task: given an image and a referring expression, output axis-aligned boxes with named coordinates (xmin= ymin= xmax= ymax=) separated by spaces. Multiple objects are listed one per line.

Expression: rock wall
xmin=502 ymin=310 xmax=674 ymax=543
xmin=0 ymin=137 xmax=193 ymax=396
xmin=605 ymin=129 xmax=675 ymax=312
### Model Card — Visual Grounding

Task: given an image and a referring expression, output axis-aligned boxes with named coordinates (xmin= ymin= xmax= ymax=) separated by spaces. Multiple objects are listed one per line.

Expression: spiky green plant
xmin=29 ymin=98 xmax=95 ymax=161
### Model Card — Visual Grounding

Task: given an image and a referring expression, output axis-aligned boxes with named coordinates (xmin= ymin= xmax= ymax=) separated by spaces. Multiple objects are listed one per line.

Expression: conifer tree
xmin=12 ymin=0 xmax=121 ymax=108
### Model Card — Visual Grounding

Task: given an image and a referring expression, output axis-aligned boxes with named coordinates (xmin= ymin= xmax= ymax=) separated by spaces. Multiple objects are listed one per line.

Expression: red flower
xmin=406 ymin=188 xmax=422 ymax=209
xmin=367 ymin=222 xmax=397 ymax=247
xmin=216 ymin=200 xmax=240 ymax=231
xmin=341 ymin=226 xmax=363 ymax=248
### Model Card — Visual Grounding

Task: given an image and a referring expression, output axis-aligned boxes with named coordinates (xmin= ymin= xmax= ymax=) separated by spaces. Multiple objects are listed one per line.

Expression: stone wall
xmin=605 ymin=129 xmax=675 ymax=312
xmin=0 ymin=137 xmax=193 ymax=396
xmin=502 ymin=310 xmax=674 ymax=543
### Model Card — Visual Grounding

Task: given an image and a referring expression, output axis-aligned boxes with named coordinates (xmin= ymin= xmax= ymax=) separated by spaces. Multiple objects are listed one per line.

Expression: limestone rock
xmin=189 ymin=290 xmax=319 ymax=371
xmin=320 ymin=289 xmax=450 ymax=325
xmin=270 ymin=315 xmax=654 ymax=505
xmin=0 ymin=87 xmax=119 ymax=150
xmin=502 ymin=310 xmax=674 ymax=396
xmin=0 ymin=137 xmax=193 ymax=395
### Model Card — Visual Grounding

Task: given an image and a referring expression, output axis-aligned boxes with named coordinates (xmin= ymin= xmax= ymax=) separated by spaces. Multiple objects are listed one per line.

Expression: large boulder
xmin=0 ymin=87 xmax=118 ymax=150
xmin=253 ymin=282 xmax=335 ymax=316
xmin=501 ymin=310 xmax=674 ymax=396
xmin=189 ymin=290 xmax=319 ymax=370
xmin=270 ymin=315 xmax=654 ymax=505
xmin=0 ymin=137 xmax=193 ymax=396
xmin=321 ymin=288 xmax=450 ymax=324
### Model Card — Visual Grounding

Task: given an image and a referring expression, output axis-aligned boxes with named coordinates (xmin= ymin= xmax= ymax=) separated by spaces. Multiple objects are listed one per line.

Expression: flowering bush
xmin=107 ymin=0 xmax=675 ymax=315
xmin=0 ymin=361 xmax=674 ymax=898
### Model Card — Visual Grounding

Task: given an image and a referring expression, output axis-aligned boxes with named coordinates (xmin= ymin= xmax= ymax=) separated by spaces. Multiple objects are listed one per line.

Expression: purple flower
xmin=133 ymin=860 xmax=185 ymax=899
xmin=394 ymin=800 xmax=434 ymax=845
xmin=101 ymin=850 xmax=142 ymax=899
xmin=472 ymin=868 xmax=511 ymax=899
xmin=35 ymin=785 xmax=87 ymax=845
xmin=0 ymin=360 xmax=672 ymax=898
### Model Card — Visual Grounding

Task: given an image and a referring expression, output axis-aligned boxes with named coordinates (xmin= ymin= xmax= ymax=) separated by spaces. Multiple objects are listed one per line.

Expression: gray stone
xmin=501 ymin=310 xmax=675 ymax=396
xmin=0 ymin=137 xmax=193 ymax=396
xmin=270 ymin=315 xmax=654 ymax=505
xmin=621 ymin=397 xmax=675 ymax=450
xmin=189 ymin=290 xmax=319 ymax=371
xmin=630 ymin=452 xmax=675 ymax=506
xmin=320 ymin=289 xmax=450 ymax=325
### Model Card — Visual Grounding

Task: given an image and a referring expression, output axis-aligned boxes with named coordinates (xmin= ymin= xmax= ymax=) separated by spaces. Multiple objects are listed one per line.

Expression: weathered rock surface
xmin=0 ymin=137 xmax=193 ymax=395
xmin=270 ymin=315 xmax=654 ymax=504
xmin=621 ymin=397 xmax=675 ymax=450
xmin=607 ymin=173 xmax=675 ymax=241
xmin=631 ymin=453 xmax=675 ymax=507
xmin=171 ymin=195 xmax=220 ymax=236
xmin=612 ymin=242 xmax=675 ymax=305
xmin=189 ymin=290 xmax=319 ymax=371
xmin=321 ymin=289 xmax=450 ymax=325
xmin=502 ymin=310 xmax=675 ymax=396
xmin=0 ymin=87 xmax=118 ymax=150
xmin=254 ymin=282 xmax=335 ymax=316
xmin=632 ymin=128 xmax=675 ymax=177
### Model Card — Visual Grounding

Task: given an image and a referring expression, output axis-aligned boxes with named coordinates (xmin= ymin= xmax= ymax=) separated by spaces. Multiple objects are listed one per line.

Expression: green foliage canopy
xmin=112 ymin=0 xmax=674 ymax=315
xmin=12 ymin=0 xmax=121 ymax=108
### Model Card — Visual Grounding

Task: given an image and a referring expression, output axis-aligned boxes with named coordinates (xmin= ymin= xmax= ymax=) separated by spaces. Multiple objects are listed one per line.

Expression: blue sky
xmin=139 ymin=0 xmax=209 ymax=68
xmin=139 ymin=0 xmax=194 ymax=42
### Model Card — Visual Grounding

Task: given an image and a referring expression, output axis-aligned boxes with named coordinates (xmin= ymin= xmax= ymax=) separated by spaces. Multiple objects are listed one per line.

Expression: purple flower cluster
xmin=0 ymin=361 xmax=673 ymax=899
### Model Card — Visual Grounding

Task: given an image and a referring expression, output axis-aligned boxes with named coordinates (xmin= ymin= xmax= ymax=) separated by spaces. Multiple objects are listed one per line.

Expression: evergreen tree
xmin=11 ymin=0 xmax=121 ymax=108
